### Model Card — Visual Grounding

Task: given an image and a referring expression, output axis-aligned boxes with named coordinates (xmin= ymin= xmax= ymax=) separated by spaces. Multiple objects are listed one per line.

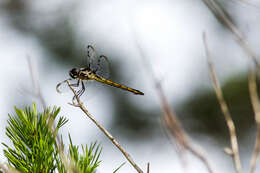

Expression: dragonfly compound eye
xmin=69 ymin=68 xmax=79 ymax=79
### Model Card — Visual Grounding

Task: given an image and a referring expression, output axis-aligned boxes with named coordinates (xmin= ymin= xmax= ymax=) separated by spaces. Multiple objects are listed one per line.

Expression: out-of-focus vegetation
xmin=179 ymin=74 xmax=255 ymax=141
xmin=0 ymin=0 xmax=257 ymax=143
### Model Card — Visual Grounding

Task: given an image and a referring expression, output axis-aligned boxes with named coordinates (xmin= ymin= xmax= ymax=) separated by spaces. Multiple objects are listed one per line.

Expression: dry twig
xmin=146 ymin=163 xmax=149 ymax=173
xmin=131 ymin=34 xmax=214 ymax=173
xmin=203 ymin=33 xmax=242 ymax=173
xmin=232 ymin=0 xmax=260 ymax=9
xmin=248 ymin=66 xmax=260 ymax=173
xmin=202 ymin=0 xmax=258 ymax=66
xmin=202 ymin=1 xmax=260 ymax=172
xmin=232 ymin=0 xmax=260 ymax=8
xmin=0 ymin=164 xmax=8 ymax=173
xmin=157 ymin=81 xmax=214 ymax=173
xmin=66 ymin=80 xmax=144 ymax=173
xmin=0 ymin=163 xmax=20 ymax=173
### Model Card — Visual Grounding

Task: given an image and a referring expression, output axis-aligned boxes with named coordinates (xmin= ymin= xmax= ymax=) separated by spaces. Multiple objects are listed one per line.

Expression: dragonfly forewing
xmin=87 ymin=46 xmax=110 ymax=79
xmin=95 ymin=55 xmax=110 ymax=79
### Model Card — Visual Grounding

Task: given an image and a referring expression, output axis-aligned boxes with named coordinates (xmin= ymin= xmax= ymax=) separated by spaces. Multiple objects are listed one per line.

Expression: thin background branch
xmin=203 ymin=33 xmax=242 ymax=173
xmin=26 ymin=56 xmax=46 ymax=109
xmin=231 ymin=0 xmax=260 ymax=8
xmin=0 ymin=163 xmax=19 ymax=173
xmin=202 ymin=0 xmax=258 ymax=65
xmin=248 ymin=65 xmax=260 ymax=173
xmin=131 ymin=29 xmax=214 ymax=173
xmin=146 ymin=163 xmax=149 ymax=173
xmin=157 ymin=80 xmax=214 ymax=173
xmin=66 ymin=80 xmax=144 ymax=173
xmin=201 ymin=1 xmax=260 ymax=172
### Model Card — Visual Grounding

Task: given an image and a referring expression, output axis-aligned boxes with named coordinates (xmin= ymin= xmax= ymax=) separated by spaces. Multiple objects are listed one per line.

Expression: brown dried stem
xmin=248 ymin=66 xmax=260 ymax=173
xmin=0 ymin=163 xmax=20 ymax=173
xmin=158 ymin=81 xmax=214 ymax=173
xmin=146 ymin=163 xmax=150 ymax=173
xmin=66 ymin=80 xmax=144 ymax=173
xmin=233 ymin=0 xmax=260 ymax=8
xmin=202 ymin=0 xmax=258 ymax=65
xmin=131 ymin=35 xmax=214 ymax=173
xmin=202 ymin=1 xmax=260 ymax=172
xmin=203 ymin=33 xmax=242 ymax=173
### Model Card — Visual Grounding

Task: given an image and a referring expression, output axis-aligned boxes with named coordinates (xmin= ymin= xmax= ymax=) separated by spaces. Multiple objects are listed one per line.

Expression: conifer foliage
xmin=1 ymin=103 xmax=102 ymax=173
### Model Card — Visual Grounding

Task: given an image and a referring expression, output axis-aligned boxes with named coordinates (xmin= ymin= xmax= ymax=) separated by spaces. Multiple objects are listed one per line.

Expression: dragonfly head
xmin=69 ymin=68 xmax=79 ymax=79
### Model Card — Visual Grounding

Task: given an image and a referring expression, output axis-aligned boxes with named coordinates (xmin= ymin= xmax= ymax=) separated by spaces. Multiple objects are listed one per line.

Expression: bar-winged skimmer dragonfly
xmin=56 ymin=45 xmax=144 ymax=101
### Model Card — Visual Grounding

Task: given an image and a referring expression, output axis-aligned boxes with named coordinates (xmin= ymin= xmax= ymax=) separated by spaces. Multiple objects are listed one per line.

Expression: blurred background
xmin=0 ymin=0 xmax=260 ymax=172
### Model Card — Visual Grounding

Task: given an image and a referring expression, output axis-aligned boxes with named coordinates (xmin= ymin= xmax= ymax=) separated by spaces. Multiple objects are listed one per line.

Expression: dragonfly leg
xmin=77 ymin=81 xmax=86 ymax=98
xmin=56 ymin=78 xmax=72 ymax=93
xmin=72 ymin=80 xmax=81 ymax=103
xmin=70 ymin=79 xmax=80 ymax=87
xmin=72 ymin=81 xmax=86 ymax=102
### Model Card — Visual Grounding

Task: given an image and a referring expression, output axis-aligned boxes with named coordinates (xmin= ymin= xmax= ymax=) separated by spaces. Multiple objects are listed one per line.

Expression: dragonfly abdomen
xmin=94 ymin=76 xmax=144 ymax=95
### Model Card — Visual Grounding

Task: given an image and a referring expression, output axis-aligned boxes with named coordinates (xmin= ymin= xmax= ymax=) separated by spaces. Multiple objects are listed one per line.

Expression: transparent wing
xmin=86 ymin=45 xmax=110 ymax=79
xmin=95 ymin=55 xmax=110 ymax=79
xmin=87 ymin=45 xmax=98 ymax=69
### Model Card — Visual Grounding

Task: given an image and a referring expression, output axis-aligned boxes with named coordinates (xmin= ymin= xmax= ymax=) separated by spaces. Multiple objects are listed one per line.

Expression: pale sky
xmin=1 ymin=0 xmax=260 ymax=172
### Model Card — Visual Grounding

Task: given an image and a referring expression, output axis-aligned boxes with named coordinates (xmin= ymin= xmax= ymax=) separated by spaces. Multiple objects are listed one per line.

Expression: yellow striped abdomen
xmin=93 ymin=76 xmax=144 ymax=95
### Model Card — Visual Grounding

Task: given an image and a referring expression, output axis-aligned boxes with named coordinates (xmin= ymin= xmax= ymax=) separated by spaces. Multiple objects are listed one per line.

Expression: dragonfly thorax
xmin=78 ymin=68 xmax=97 ymax=80
xmin=69 ymin=67 xmax=96 ymax=80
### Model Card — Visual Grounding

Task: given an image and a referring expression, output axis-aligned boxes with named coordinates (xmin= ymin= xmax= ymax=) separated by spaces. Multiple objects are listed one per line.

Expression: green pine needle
xmin=2 ymin=103 xmax=66 ymax=173
xmin=1 ymin=103 xmax=104 ymax=173
xmin=113 ymin=162 xmax=126 ymax=173
xmin=68 ymin=134 xmax=102 ymax=173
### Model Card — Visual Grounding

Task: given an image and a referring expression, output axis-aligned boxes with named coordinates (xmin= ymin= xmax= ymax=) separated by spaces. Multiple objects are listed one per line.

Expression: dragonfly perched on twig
xmin=56 ymin=45 xmax=144 ymax=102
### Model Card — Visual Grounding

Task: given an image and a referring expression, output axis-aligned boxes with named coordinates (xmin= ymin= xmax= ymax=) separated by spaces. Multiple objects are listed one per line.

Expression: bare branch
xmin=202 ymin=1 xmax=260 ymax=172
xmin=0 ymin=163 xmax=20 ymax=173
xmin=158 ymin=82 xmax=214 ymax=173
xmin=203 ymin=32 xmax=242 ymax=173
xmin=146 ymin=163 xmax=150 ymax=173
xmin=66 ymin=80 xmax=144 ymax=173
xmin=202 ymin=0 xmax=258 ymax=65
xmin=248 ymin=66 xmax=260 ymax=173
xmin=231 ymin=0 xmax=260 ymax=8
xmin=131 ymin=31 xmax=214 ymax=173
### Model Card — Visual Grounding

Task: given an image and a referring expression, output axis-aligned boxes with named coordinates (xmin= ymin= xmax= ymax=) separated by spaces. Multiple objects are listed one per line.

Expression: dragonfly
xmin=56 ymin=45 xmax=144 ymax=102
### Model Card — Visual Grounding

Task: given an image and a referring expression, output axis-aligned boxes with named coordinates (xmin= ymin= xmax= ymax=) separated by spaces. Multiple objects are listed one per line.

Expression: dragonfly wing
xmin=87 ymin=45 xmax=110 ymax=79
xmin=87 ymin=45 xmax=98 ymax=69
xmin=95 ymin=55 xmax=110 ymax=79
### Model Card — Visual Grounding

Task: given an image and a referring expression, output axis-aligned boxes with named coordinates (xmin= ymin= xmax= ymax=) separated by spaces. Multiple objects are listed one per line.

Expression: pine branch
xmin=1 ymin=103 xmax=103 ymax=173
xmin=68 ymin=134 xmax=102 ymax=173
xmin=2 ymin=103 xmax=61 ymax=173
